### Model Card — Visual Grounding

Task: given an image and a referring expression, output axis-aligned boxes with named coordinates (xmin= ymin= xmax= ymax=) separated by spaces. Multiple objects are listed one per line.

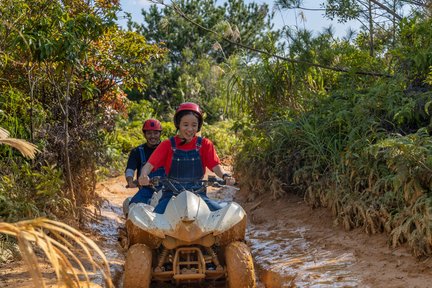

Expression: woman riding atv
xmin=138 ymin=102 xmax=235 ymax=213
xmin=125 ymin=102 xmax=255 ymax=288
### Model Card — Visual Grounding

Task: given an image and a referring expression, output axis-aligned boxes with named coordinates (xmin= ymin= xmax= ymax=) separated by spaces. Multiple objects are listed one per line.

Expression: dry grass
xmin=0 ymin=127 xmax=40 ymax=159
xmin=0 ymin=218 xmax=113 ymax=288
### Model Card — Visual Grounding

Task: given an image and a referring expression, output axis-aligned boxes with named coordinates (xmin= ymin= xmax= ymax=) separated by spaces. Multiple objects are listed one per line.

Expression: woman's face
xmin=178 ymin=113 xmax=199 ymax=142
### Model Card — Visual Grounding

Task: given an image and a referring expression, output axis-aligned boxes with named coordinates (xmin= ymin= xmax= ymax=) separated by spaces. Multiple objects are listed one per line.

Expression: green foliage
xmin=136 ymin=0 xmax=273 ymax=64
xmin=226 ymin=56 xmax=305 ymax=122
xmin=394 ymin=16 xmax=432 ymax=85
xmin=0 ymin=161 xmax=67 ymax=222
xmin=201 ymin=120 xmax=239 ymax=159
xmin=0 ymin=86 xmax=69 ymax=222
xmin=33 ymin=164 xmax=64 ymax=197
xmin=0 ymin=88 xmax=46 ymax=144
xmin=234 ymin=13 xmax=432 ymax=255
xmin=322 ymin=0 xmax=362 ymax=23
xmin=370 ymin=128 xmax=432 ymax=201
xmin=235 ymin=72 xmax=432 ymax=256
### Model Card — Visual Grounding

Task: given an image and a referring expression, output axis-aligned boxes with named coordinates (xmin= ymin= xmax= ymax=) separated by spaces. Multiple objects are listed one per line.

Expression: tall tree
xmin=127 ymin=0 xmax=277 ymax=107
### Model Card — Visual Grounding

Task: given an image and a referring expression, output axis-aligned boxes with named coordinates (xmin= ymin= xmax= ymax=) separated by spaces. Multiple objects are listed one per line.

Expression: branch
xmin=160 ymin=1 xmax=392 ymax=78
xmin=279 ymin=6 xmax=326 ymax=12
xmin=400 ymin=0 xmax=428 ymax=7
xmin=369 ymin=0 xmax=403 ymax=21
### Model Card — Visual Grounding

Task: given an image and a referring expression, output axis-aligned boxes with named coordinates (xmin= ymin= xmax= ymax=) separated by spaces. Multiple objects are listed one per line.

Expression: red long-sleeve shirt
xmin=148 ymin=136 xmax=221 ymax=174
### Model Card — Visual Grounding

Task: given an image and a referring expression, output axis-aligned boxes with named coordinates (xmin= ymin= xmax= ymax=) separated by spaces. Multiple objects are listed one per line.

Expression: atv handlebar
xmin=151 ymin=176 xmax=227 ymax=187
xmin=126 ymin=176 xmax=229 ymax=190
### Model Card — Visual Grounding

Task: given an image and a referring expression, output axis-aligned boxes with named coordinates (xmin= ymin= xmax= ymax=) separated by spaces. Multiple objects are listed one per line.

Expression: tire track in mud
xmin=213 ymin=185 xmax=357 ymax=287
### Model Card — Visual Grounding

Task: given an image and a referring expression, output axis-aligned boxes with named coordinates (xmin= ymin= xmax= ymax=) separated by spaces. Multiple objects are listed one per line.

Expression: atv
xmin=122 ymin=176 xmax=256 ymax=287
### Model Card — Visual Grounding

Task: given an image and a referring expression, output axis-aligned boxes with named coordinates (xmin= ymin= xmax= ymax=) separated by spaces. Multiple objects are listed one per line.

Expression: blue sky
xmin=118 ymin=0 xmax=361 ymax=38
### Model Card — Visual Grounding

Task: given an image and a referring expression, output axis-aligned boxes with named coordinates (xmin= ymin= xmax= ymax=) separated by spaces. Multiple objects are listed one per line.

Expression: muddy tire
xmin=123 ymin=244 xmax=152 ymax=288
xmin=122 ymin=196 xmax=132 ymax=217
xmin=225 ymin=241 xmax=256 ymax=288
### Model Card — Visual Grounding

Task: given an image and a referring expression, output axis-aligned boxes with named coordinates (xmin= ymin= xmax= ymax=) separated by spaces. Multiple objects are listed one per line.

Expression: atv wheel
xmin=123 ymin=244 xmax=152 ymax=288
xmin=225 ymin=241 xmax=256 ymax=288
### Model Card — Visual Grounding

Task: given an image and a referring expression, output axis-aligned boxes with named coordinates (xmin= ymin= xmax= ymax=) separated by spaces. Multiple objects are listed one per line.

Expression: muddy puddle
xmin=247 ymin=225 xmax=358 ymax=287
xmin=79 ymin=181 xmax=125 ymax=287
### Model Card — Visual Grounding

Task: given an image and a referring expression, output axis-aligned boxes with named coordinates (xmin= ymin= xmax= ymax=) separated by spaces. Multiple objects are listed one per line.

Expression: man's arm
xmin=125 ymin=149 xmax=139 ymax=188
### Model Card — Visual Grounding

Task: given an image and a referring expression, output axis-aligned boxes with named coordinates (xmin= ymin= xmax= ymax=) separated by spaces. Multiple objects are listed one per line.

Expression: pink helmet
xmin=142 ymin=118 xmax=162 ymax=132
xmin=174 ymin=102 xmax=203 ymax=131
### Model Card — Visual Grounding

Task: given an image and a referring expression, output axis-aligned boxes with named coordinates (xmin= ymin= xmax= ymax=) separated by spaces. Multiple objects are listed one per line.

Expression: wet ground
xmin=238 ymin=191 xmax=432 ymax=288
xmin=92 ymin=176 xmax=432 ymax=288
xmin=2 ymin=175 xmax=432 ymax=287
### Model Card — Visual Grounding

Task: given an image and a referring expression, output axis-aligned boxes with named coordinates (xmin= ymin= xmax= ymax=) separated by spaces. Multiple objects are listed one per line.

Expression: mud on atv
xmin=122 ymin=177 xmax=256 ymax=288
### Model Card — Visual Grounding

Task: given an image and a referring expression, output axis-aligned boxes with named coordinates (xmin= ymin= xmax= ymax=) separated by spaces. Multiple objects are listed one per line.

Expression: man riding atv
xmin=124 ymin=118 xmax=165 ymax=206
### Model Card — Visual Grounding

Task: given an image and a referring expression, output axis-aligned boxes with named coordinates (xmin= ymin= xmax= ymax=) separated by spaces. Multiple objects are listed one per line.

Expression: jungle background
xmin=1 ymin=0 xmax=432 ymax=286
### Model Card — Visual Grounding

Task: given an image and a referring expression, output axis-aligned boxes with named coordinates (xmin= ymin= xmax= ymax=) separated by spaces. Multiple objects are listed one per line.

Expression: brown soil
xmin=237 ymin=190 xmax=432 ymax=288
xmin=2 ymin=175 xmax=432 ymax=287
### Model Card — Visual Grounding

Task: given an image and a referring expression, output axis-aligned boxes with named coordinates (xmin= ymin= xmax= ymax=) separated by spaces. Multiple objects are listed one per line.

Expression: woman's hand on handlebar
xmin=224 ymin=176 xmax=236 ymax=186
xmin=138 ymin=174 xmax=150 ymax=186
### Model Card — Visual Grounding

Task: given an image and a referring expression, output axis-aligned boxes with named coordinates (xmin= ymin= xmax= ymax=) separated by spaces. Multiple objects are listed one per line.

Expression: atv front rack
xmin=153 ymin=246 xmax=225 ymax=285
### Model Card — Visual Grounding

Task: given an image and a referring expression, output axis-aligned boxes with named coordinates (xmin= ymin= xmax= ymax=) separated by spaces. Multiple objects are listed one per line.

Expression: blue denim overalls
xmin=129 ymin=145 xmax=165 ymax=205
xmin=153 ymin=137 xmax=222 ymax=214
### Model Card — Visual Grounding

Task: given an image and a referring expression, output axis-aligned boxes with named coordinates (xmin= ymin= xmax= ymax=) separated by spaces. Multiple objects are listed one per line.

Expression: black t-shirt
xmin=125 ymin=143 xmax=157 ymax=179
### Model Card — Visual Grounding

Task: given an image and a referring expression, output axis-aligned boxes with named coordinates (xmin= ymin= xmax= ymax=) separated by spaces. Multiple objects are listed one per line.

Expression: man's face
xmin=144 ymin=130 xmax=161 ymax=147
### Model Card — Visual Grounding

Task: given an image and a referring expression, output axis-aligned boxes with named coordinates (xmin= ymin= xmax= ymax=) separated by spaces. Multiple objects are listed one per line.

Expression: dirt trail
xmin=2 ymin=175 xmax=432 ymax=287
xmin=98 ymin=176 xmax=432 ymax=287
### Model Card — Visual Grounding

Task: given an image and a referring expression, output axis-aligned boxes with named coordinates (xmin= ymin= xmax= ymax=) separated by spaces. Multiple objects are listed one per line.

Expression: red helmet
xmin=174 ymin=102 xmax=203 ymax=131
xmin=142 ymin=119 xmax=162 ymax=132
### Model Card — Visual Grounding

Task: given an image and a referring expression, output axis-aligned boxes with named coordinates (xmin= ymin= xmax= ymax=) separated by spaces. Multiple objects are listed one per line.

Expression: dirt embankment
xmin=2 ymin=175 xmax=432 ymax=287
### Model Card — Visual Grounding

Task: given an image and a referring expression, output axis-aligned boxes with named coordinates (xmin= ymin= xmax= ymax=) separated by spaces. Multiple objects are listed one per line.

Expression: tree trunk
xmin=368 ymin=0 xmax=374 ymax=57
xmin=392 ymin=1 xmax=396 ymax=48
xmin=27 ymin=65 xmax=35 ymax=142
xmin=64 ymin=70 xmax=76 ymax=209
